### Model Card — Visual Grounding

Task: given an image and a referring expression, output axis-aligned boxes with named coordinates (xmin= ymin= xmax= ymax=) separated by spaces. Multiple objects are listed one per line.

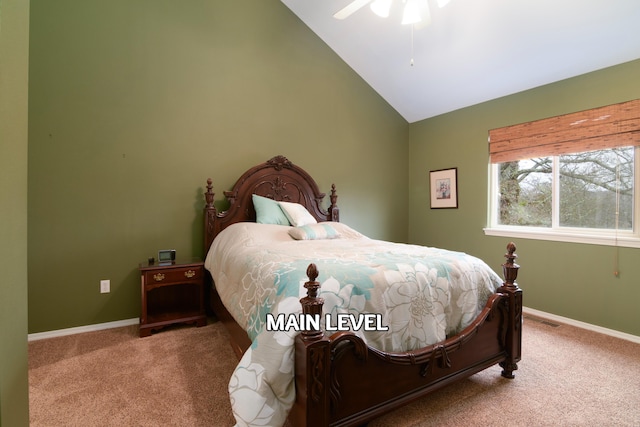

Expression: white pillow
xmin=288 ymin=224 xmax=341 ymax=240
xmin=278 ymin=201 xmax=317 ymax=226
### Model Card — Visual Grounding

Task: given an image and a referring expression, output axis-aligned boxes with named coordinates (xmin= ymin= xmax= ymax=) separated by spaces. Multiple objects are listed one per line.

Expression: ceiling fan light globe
xmin=370 ymin=0 xmax=393 ymax=18
xmin=401 ymin=0 xmax=423 ymax=25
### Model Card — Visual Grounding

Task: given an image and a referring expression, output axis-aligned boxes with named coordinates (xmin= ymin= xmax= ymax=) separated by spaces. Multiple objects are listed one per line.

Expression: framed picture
xmin=429 ymin=167 xmax=458 ymax=209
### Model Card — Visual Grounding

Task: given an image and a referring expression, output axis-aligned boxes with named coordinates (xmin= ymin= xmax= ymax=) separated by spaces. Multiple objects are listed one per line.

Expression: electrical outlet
xmin=100 ymin=279 xmax=110 ymax=293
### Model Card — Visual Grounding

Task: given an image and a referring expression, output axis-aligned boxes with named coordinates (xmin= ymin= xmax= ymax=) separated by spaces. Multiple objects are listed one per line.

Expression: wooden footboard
xmin=290 ymin=244 xmax=522 ymax=427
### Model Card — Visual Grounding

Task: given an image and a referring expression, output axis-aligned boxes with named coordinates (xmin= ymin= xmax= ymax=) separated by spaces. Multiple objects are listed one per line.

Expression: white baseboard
xmin=523 ymin=307 xmax=640 ymax=344
xmin=28 ymin=318 xmax=139 ymax=342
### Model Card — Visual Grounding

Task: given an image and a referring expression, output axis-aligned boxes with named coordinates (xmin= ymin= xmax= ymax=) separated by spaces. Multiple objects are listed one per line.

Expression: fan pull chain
xmin=410 ymin=25 xmax=415 ymax=66
xmin=613 ymin=163 xmax=620 ymax=277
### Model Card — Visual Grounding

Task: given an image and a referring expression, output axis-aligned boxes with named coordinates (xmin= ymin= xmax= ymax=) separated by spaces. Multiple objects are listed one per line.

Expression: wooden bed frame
xmin=203 ymin=155 xmax=522 ymax=427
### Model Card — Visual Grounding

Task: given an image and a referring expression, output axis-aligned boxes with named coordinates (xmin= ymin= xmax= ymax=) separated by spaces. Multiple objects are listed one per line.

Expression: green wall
xmin=409 ymin=59 xmax=640 ymax=336
xmin=27 ymin=0 xmax=408 ymax=333
xmin=0 ymin=0 xmax=30 ymax=424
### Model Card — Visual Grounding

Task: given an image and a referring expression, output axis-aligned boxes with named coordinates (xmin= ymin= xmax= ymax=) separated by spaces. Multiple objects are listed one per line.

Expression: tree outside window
xmin=497 ymin=147 xmax=634 ymax=231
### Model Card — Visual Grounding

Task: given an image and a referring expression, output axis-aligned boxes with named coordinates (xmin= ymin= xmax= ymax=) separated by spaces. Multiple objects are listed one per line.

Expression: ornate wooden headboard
xmin=203 ymin=155 xmax=339 ymax=252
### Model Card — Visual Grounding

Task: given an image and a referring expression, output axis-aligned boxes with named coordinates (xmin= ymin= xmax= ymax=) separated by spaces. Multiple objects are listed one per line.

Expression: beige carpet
xmin=29 ymin=316 xmax=640 ymax=426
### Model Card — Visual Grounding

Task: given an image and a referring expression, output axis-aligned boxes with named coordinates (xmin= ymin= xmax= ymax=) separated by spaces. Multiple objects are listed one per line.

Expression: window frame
xmin=484 ymin=147 xmax=640 ymax=248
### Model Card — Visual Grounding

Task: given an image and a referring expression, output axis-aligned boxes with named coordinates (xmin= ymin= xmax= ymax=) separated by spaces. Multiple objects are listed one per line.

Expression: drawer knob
xmin=184 ymin=270 xmax=196 ymax=278
xmin=153 ymin=273 xmax=165 ymax=282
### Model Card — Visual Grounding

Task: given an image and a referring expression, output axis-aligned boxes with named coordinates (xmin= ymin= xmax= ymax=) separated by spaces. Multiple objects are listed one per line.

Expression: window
xmin=485 ymin=100 xmax=640 ymax=248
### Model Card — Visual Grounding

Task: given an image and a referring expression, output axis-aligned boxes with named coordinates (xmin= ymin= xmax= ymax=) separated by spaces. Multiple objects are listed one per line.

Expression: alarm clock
xmin=158 ymin=249 xmax=176 ymax=265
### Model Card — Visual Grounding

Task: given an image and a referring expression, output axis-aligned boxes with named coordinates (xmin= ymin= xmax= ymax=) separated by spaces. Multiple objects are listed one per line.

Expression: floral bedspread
xmin=204 ymin=222 xmax=503 ymax=427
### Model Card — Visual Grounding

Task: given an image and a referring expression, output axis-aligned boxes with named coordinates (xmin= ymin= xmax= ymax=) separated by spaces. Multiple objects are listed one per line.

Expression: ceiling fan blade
xmin=333 ymin=0 xmax=372 ymax=20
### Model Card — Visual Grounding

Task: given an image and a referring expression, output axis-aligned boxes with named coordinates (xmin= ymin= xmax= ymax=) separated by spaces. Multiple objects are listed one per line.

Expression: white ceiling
xmin=281 ymin=0 xmax=640 ymax=123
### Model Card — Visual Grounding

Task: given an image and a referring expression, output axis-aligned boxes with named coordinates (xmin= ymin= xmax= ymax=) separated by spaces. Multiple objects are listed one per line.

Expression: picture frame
xmin=429 ymin=167 xmax=458 ymax=209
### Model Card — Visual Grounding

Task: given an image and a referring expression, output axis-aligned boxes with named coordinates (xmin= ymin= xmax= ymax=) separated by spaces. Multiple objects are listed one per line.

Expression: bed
xmin=203 ymin=155 xmax=522 ymax=427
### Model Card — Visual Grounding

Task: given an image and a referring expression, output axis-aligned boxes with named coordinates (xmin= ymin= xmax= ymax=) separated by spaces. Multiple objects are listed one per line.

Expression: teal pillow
xmin=252 ymin=194 xmax=290 ymax=225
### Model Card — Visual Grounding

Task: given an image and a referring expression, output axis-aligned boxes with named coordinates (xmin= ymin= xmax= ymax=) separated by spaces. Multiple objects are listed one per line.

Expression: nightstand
xmin=138 ymin=260 xmax=207 ymax=337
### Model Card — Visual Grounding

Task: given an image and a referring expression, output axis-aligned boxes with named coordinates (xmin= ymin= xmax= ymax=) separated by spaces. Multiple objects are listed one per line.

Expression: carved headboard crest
xmin=267 ymin=155 xmax=293 ymax=171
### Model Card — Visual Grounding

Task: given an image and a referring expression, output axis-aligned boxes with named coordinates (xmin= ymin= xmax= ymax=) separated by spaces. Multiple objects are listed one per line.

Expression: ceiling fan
xmin=333 ymin=0 xmax=450 ymax=26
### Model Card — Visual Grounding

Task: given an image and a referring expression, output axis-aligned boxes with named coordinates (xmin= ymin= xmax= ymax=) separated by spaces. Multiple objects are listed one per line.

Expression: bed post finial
xmin=329 ymin=184 xmax=339 ymax=222
xmin=204 ymin=179 xmax=218 ymax=254
xmin=502 ymin=242 xmax=519 ymax=287
xmin=306 ymin=264 xmax=319 ymax=290
xmin=294 ymin=264 xmax=331 ymax=425
xmin=301 ymin=263 xmax=324 ymax=341
xmin=499 ymin=242 xmax=522 ymax=379
xmin=205 ymin=178 xmax=215 ymax=209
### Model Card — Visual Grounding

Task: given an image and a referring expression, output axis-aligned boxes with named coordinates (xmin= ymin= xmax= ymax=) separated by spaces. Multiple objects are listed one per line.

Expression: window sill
xmin=483 ymin=227 xmax=640 ymax=249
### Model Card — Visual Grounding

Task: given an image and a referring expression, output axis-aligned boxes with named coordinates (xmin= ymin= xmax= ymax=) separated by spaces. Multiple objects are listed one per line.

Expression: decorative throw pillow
xmin=278 ymin=201 xmax=317 ymax=227
xmin=288 ymin=224 xmax=341 ymax=240
xmin=252 ymin=194 xmax=290 ymax=225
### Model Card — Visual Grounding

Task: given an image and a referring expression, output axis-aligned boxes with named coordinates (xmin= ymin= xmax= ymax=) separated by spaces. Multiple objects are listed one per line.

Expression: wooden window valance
xmin=488 ymin=99 xmax=640 ymax=163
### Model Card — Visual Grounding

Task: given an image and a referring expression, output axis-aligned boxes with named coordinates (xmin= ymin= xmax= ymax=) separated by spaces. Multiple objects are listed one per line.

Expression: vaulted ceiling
xmin=281 ymin=0 xmax=640 ymax=123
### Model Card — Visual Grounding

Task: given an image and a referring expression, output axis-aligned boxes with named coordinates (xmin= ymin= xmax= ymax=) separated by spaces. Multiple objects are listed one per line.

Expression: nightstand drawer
xmin=144 ymin=266 xmax=203 ymax=285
